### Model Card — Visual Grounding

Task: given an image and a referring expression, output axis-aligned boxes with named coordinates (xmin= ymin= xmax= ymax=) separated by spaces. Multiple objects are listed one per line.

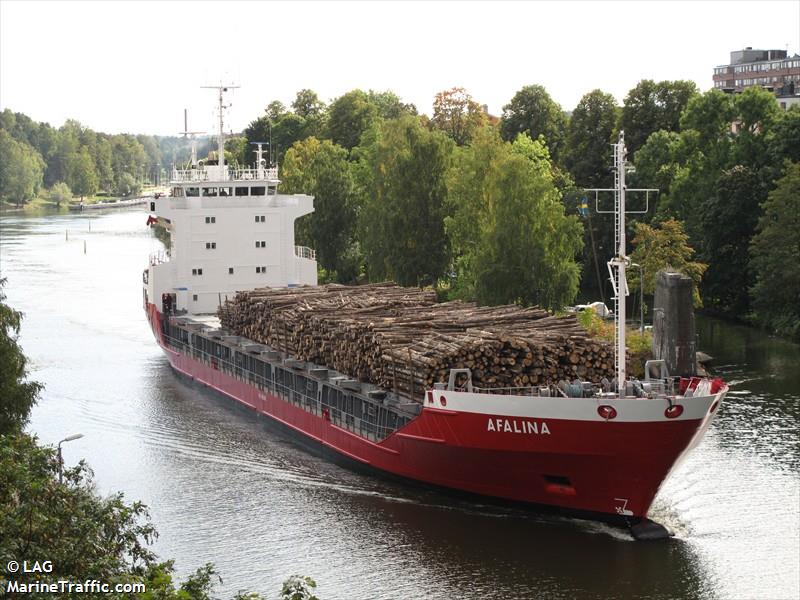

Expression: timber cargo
xmin=217 ymin=283 xmax=618 ymax=398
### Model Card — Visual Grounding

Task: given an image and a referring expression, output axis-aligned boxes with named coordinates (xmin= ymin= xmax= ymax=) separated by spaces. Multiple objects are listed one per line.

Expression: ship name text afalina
xmin=487 ymin=418 xmax=551 ymax=435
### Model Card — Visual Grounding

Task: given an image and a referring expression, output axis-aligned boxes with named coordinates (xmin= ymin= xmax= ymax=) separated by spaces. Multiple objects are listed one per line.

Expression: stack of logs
xmin=218 ymin=283 xmax=616 ymax=400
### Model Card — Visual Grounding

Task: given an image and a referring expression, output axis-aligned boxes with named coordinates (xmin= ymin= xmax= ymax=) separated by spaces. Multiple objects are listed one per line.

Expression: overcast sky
xmin=1 ymin=0 xmax=799 ymax=136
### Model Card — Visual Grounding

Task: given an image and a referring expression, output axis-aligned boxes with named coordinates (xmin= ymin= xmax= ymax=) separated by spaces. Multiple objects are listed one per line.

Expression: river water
xmin=1 ymin=209 xmax=798 ymax=600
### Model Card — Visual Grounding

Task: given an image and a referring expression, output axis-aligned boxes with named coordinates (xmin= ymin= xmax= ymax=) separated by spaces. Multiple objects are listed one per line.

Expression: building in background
xmin=713 ymin=48 xmax=800 ymax=109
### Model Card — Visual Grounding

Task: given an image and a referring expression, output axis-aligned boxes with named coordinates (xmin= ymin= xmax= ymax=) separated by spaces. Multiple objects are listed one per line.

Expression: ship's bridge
xmin=143 ymin=84 xmax=318 ymax=316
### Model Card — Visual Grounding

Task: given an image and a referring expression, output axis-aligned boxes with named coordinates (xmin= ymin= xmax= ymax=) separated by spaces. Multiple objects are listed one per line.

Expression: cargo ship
xmin=142 ymin=87 xmax=728 ymax=539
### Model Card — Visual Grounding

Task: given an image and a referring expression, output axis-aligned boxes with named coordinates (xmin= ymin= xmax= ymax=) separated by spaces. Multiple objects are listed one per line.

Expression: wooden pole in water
xmin=83 ymin=240 xmax=86 ymax=254
xmin=66 ymin=229 xmax=69 ymax=241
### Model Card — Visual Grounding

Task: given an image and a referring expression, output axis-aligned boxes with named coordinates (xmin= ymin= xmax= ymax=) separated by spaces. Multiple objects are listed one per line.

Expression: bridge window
xmin=219 ymin=187 xmax=232 ymax=197
xmin=202 ymin=187 xmax=218 ymax=197
xmin=186 ymin=187 xmax=199 ymax=197
xmin=235 ymin=187 xmax=249 ymax=197
xmin=251 ymin=187 xmax=266 ymax=196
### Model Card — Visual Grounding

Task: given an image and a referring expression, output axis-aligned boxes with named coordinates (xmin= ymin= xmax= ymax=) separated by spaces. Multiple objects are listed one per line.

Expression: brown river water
xmin=1 ymin=209 xmax=798 ymax=599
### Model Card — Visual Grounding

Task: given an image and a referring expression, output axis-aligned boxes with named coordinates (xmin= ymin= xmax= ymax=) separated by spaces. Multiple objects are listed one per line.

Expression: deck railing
xmin=161 ymin=331 xmax=399 ymax=441
xmin=294 ymin=246 xmax=316 ymax=260
xmin=149 ymin=250 xmax=170 ymax=266
xmin=171 ymin=167 xmax=279 ymax=183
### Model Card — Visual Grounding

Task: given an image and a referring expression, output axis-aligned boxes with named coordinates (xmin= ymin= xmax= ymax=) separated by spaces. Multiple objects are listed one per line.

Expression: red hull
xmin=146 ymin=304 xmax=719 ymax=521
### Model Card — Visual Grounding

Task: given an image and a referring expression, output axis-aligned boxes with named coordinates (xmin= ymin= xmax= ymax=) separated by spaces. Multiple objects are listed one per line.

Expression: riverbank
xmin=0 ymin=186 xmax=168 ymax=213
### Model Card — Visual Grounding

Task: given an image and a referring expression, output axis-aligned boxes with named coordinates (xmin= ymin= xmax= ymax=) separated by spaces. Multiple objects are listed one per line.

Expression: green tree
xmin=446 ymin=130 xmax=583 ymax=309
xmin=696 ymin=165 xmax=765 ymax=314
xmin=430 ymin=87 xmax=487 ymax=146
xmin=749 ymin=162 xmax=800 ymax=338
xmin=266 ymin=100 xmax=287 ymax=120
xmin=49 ymin=181 xmax=72 ymax=207
xmin=116 ymin=172 xmax=141 ymax=197
xmin=565 ymin=89 xmax=618 ymax=187
xmin=69 ymin=146 xmax=99 ymax=199
xmin=732 ymin=86 xmax=780 ymax=170
xmin=766 ymin=105 xmax=800 ymax=165
xmin=327 ymin=89 xmax=378 ymax=151
xmin=282 ymin=138 xmax=360 ymax=281
xmin=0 ymin=279 xmax=43 ymax=435
xmin=500 ymin=84 xmax=567 ymax=164
xmin=0 ymin=130 xmax=45 ymax=205
xmin=367 ymin=89 xmax=416 ymax=119
xmin=628 ymin=219 xmax=707 ymax=306
xmin=621 ymin=80 xmax=698 ymax=156
xmin=225 ymin=136 xmax=250 ymax=166
xmin=357 ymin=115 xmax=453 ymax=286
xmin=292 ymin=89 xmax=326 ymax=119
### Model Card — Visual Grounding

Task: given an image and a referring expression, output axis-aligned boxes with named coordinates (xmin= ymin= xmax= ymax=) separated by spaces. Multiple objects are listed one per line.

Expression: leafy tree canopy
xmin=0 ymin=130 xmax=45 ymax=205
xmin=282 ymin=137 xmax=361 ymax=282
xmin=621 ymin=79 xmax=698 ymax=156
xmin=500 ymin=84 xmax=567 ymax=164
xmin=565 ymin=89 xmax=618 ymax=187
xmin=430 ymin=87 xmax=487 ymax=146
xmin=357 ymin=115 xmax=453 ymax=286
xmin=629 ymin=219 xmax=707 ymax=306
xmin=327 ymin=89 xmax=379 ymax=151
xmin=749 ymin=161 xmax=800 ymax=339
xmin=446 ymin=129 xmax=583 ymax=309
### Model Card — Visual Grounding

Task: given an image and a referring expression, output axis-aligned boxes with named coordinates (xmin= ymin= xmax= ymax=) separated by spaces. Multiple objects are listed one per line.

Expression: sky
xmin=1 ymin=0 xmax=799 ymax=136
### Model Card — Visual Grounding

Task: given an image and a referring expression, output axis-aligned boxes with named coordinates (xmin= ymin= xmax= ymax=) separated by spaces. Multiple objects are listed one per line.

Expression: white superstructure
xmin=143 ymin=86 xmax=317 ymax=315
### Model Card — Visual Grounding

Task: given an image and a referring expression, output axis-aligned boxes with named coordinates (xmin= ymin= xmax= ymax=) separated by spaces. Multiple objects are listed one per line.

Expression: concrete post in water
xmin=652 ymin=270 xmax=696 ymax=377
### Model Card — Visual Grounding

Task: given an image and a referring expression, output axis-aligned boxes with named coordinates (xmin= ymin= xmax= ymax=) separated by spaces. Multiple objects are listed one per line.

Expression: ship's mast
xmin=587 ymin=132 xmax=655 ymax=398
xmin=612 ymin=133 xmax=628 ymax=396
xmin=201 ymin=84 xmax=239 ymax=172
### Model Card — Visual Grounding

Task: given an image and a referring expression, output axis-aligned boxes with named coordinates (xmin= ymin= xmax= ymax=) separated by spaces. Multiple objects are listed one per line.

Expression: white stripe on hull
xmin=429 ymin=389 xmax=726 ymax=423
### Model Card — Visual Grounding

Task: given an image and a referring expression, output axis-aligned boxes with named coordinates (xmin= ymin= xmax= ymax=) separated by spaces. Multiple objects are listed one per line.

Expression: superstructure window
xmin=235 ymin=187 xmax=249 ymax=197
xmin=202 ymin=187 xmax=218 ymax=197
xmin=193 ymin=294 xmax=198 ymax=301
xmin=256 ymin=266 xmax=267 ymax=274
xmin=251 ymin=187 xmax=266 ymax=196
xmin=206 ymin=242 xmax=216 ymax=249
xmin=228 ymin=267 xmax=234 ymax=274
xmin=186 ymin=187 xmax=199 ymax=197
xmin=204 ymin=216 xmax=216 ymax=224
xmin=254 ymin=215 xmax=266 ymax=223
xmin=219 ymin=187 xmax=232 ymax=197
xmin=255 ymin=241 xmax=266 ymax=248
xmin=192 ymin=268 xmax=203 ymax=276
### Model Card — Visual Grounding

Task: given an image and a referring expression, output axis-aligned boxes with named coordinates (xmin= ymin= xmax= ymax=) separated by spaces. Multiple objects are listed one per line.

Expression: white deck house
xmin=143 ymin=86 xmax=317 ymax=315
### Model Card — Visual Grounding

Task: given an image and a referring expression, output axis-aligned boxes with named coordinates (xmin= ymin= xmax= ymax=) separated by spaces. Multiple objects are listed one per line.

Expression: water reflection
xmin=1 ymin=210 xmax=798 ymax=599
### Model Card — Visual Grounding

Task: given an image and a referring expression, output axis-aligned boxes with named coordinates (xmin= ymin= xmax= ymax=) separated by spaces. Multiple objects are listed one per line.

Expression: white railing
xmin=294 ymin=246 xmax=316 ymax=260
xmin=149 ymin=250 xmax=170 ymax=266
xmin=171 ymin=167 xmax=279 ymax=183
